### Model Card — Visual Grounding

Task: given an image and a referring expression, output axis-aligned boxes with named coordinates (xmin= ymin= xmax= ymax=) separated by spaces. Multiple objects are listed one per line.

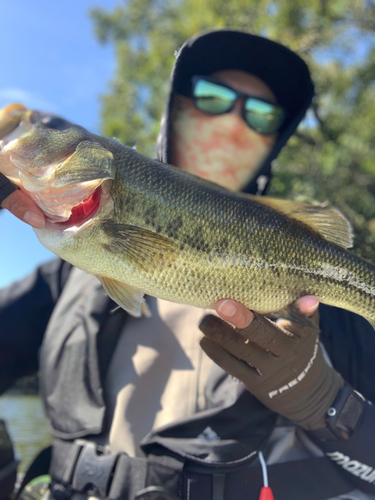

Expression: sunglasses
xmin=191 ymin=76 xmax=285 ymax=135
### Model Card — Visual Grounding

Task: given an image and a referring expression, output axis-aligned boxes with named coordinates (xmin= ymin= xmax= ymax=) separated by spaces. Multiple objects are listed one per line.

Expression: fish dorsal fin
xmin=103 ymin=222 xmax=179 ymax=272
xmin=250 ymin=195 xmax=353 ymax=249
xmin=98 ymin=276 xmax=151 ymax=317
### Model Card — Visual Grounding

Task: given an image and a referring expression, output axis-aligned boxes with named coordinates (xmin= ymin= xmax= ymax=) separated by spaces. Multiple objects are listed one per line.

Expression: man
xmin=1 ymin=29 xmax=375 ymax=500
xmin=0 ymin=171 xmax=45 ymax=227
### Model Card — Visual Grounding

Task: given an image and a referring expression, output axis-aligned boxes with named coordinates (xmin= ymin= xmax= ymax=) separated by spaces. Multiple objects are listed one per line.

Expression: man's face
xmin=169 ymin=70 xmax=278 ymax=191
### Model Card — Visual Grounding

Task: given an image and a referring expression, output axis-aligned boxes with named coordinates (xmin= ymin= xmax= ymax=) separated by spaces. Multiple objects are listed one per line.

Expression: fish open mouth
xmin=46 ymin=185 xmax=102 ymax=228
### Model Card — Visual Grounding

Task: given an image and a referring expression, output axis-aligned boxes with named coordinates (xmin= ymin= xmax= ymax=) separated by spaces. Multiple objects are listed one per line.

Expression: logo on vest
xmin=327 ymin=451 xmax=375 ymax=484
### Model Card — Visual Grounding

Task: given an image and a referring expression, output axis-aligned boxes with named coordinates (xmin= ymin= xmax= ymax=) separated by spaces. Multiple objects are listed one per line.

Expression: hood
xmin=156 ymin=29 xmax=314 ymax=195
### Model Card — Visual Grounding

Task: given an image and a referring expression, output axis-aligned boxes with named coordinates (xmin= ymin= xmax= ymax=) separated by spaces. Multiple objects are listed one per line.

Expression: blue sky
xmin=0 ymin=0 xmax=119 ymax=288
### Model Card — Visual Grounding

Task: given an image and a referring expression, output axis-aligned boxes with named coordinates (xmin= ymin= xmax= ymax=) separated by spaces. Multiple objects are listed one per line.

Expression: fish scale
xmin=0 ymin=103 xmax=375 ymax=326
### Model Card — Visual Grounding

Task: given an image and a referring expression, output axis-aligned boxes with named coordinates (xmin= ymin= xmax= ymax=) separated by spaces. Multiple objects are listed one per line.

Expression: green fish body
xmin=1 ymin=104 xmax=374 ymax=326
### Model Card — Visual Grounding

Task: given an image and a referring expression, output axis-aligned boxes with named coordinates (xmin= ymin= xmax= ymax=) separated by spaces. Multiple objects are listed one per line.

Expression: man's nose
xmin=229 ymin=97 xmax=244 ymax=118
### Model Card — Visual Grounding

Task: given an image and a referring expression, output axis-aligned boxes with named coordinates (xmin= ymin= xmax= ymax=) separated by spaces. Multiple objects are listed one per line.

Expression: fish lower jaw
xmin=43 ymin=214 xmax=97 ymax=238
xmin=37 ymin=197 xmax=114 ymax=259
xmin=44 ymin=205 xmax=100 ymax=233
xmin=44 ymin=187 xmax=113 ymax=232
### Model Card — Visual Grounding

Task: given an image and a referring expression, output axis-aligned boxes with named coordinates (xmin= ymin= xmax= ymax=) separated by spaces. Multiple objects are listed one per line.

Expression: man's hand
xmin=199 ymin=297 xmax=344 ymax=430
xmin=0 ymin=173 xmax=45 ymax=228
xmin=215 ymin=295 xmax=319 ymax=329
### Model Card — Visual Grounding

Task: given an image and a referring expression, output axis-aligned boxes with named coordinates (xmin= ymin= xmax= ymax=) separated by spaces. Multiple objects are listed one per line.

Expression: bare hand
xmin=1 ymin=189 xmax=45 ymax=228
xmin=215 ymin=295 xmax=319 ymax=329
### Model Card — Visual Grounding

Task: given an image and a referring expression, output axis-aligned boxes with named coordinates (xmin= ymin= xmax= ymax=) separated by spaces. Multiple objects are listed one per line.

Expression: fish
xmin=1 ymin=103 xmax=375 ymax=327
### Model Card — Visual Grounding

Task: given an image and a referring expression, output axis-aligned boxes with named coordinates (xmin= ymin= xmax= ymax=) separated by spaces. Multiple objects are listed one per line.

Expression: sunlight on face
xmin=170 ymin=70 xmax=277 ymax=191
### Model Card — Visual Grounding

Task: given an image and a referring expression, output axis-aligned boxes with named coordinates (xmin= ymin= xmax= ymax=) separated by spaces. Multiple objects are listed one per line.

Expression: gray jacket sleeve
xmin=0 ymin=172 xmax=19 ymax=205
xmin=0 ymin=259 xmax=72 ymax=394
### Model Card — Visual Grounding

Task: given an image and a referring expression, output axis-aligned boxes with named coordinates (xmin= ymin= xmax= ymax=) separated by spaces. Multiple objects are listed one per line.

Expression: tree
xmin=90 ymin=0 xmax=375 ymax=259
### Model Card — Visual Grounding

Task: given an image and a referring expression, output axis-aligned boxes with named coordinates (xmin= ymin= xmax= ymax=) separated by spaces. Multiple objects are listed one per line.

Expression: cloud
xmin=0 ymin=88 xmax=59 ymax=113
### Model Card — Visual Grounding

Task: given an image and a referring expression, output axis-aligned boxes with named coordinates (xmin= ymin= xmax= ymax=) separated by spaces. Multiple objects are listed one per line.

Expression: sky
xmin=0 ymin=0 xmax=119 ymax=288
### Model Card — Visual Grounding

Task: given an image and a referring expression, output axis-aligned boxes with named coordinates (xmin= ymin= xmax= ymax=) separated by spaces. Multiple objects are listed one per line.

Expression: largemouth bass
xmin=1 ymin=104 xmax=375 ymax=326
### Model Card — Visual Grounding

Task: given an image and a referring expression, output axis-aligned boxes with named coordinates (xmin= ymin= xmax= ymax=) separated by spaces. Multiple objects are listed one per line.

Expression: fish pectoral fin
xmin=250 ymin=195 xmax=353 ymax=249
xmin=270 ymin=303 xmax=320 ymax=330
xmin=103 ymin=223 xmax=179 ymax=272
xmin=141 ymin=299 xmax=152 ymax=318
xmin=98 ymin=276 xmax=151 ymax=317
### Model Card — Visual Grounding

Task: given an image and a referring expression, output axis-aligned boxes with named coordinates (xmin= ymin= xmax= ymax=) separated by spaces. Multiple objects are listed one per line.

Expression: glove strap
xmin=308 ymin=385 xmax=365 ymax=441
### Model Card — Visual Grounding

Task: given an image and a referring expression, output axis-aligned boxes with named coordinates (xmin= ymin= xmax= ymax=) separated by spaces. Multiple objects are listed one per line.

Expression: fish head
xmin=0 ymin=104 xmax=115 ymax=242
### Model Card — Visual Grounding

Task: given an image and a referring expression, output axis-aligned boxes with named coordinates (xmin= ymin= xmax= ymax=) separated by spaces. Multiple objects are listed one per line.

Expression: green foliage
xmin=90 ymin=0 xmax=375 ymax=260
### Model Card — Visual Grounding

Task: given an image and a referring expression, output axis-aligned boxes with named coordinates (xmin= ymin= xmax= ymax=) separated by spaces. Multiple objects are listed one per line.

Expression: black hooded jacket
xmin=157 ymin=29 xmax=314 ymax=195
xmin=1 ymin=29 xmax=375 ymax=500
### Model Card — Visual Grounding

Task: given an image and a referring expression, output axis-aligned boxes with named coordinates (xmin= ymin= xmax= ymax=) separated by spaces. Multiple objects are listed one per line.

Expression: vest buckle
xmin=71 ymin=441 xmax=118 ymax=497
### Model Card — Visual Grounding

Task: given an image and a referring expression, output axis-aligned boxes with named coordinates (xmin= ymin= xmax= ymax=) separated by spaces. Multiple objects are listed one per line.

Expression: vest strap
xmin=50 ymin=438 xmax=355 ymax=500
xmin=50 ymin=439 xmax=183 ymax=500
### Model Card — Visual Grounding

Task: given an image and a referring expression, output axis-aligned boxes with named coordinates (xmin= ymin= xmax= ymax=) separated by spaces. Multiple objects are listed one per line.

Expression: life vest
xmin=39 ymin=268 xmax=356 ymax=499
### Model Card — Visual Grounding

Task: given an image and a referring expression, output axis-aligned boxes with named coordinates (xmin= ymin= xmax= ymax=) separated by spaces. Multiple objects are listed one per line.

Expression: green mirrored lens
xmin=194 ymin=80 xmax=236 ymax=114
xmin=245 ymin=98 xmax=284 ymax=134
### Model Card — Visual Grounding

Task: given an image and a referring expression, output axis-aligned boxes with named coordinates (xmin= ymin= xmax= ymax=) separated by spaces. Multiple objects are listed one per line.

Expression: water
xmin=0 ymin=394 xmax=52 ymax=474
